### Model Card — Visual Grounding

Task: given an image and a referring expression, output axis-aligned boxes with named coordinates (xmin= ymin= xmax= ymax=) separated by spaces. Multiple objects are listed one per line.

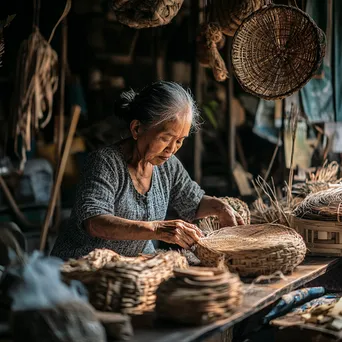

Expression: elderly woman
xmin=51 ymin=81 xmax=244 ymax=260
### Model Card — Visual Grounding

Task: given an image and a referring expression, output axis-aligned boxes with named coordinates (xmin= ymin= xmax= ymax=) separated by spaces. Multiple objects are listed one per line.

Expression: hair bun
xmin=114 ymin=89 xmax=137 ymax=121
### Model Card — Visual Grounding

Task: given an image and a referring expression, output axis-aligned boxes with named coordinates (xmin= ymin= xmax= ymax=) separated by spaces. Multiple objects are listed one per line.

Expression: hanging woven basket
xmin=231 ymin=3 xmax=326 ymax=100
xmin=111 ymin=0 xmax=184 ymax=29
xmin=209 ymin=0 xmax=263 ymax=37
xmin=195 ymin=224 xmax=307 ymax=277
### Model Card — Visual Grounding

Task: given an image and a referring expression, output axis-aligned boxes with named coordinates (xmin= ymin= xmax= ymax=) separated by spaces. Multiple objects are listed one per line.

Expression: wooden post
xmin=190 ymin=0 xmax=202 ymax=185
xmin=225 ymin=37 xmax=235 ymax=192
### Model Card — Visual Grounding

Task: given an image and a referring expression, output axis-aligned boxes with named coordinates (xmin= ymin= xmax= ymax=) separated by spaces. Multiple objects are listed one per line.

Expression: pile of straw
xmin=195 ymin=224 xmax=306 ymax=277
xmin=156 ymin=267 xmax=243 ymax=325
xmin=293 ymin=187 xmax=342 ymax=221
xmin=292 ymin=161 xmax=342 ymax=198
xmin=62 ymin=249 xmax=188 ymax=315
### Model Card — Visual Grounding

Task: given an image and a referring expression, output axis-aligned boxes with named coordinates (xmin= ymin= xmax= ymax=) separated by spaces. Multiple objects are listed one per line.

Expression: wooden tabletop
xmin=127 ymin=257 xmax=339 ymax=342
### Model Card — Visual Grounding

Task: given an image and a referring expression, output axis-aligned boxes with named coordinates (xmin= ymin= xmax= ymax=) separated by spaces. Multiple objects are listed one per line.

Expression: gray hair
xmin=114 ymin=81 xmax=201 ymax=132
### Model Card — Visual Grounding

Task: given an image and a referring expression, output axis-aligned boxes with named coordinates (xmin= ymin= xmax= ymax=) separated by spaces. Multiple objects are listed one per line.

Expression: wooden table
xmin=128 ymin=257 xmax=339 ymax=342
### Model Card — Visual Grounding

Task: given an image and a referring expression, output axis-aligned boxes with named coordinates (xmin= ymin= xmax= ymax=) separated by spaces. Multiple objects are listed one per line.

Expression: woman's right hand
xmin=151 ymin=220 xmax=204 ymax=249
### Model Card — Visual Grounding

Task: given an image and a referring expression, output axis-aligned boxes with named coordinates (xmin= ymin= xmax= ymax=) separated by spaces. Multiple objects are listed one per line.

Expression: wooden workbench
xmin=127 ymin=257 xmax=339 ymax=342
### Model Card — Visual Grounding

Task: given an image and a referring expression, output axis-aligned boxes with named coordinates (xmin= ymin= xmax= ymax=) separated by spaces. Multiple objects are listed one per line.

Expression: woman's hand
xmin=151 ymin=220 xmax=204 ymax=249
xmin=216 ymin=202 xmax=245 ymax=227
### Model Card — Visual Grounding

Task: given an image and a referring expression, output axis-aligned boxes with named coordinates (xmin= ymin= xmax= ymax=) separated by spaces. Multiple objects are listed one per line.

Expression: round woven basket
xmin=195 ymin=224 xmax=307 ymax=277
xmin=198 ymin=197 xmax=251 ymax=235
xmin=231 ymin=4 xmax=326 ymax=100
xmin=111 ymin=0 xmax=184 ymax=29
xmin=62 ymin=249 xmax=188 ymax=315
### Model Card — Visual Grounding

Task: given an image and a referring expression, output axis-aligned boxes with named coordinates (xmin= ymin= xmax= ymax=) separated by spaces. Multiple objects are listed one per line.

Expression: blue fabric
xmin=333 ymin=0 xmax=342 ymax=121
xmin=253 ymin=99 xmax=279 ymax=144
xmin=300 ymin=0 xmax=334 ymax=123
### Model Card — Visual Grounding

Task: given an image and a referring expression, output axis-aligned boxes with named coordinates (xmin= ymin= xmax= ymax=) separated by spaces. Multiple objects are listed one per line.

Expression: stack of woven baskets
xmin=156 ymin=267 xmax=243 ymax=325
xmin=62 ymin=249 xmax=188 ymax=315
xmin=195 ymin=223 xmax=307 ymax=277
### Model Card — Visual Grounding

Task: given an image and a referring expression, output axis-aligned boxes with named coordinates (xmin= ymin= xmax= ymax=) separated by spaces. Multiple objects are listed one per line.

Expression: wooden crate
xmin=291 ymin=216 xmax=342 ymax=256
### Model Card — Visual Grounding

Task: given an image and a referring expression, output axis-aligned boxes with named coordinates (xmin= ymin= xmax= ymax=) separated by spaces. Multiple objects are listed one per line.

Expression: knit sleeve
xmin=168 ymin=156 xmax=205 ymax=222
xmin=73 ymin=149 xmax=118 ymax=225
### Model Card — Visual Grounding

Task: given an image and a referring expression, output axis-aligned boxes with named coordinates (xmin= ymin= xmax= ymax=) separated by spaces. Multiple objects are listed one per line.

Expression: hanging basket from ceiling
xmin=231 ymin=4 xmax=326 ymax=100
xmin=209 ymin=0 xmax=263 ymax=37
xmin=111 ymin=0 xmax=184 ymax=29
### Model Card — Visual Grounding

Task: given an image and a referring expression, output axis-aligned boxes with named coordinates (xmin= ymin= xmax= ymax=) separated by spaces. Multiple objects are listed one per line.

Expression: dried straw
xmin=11 ymin=0 xmax=71 ymax=170
xmin=156 ymin=266 xmax=243 ymax=325
xmin=62 ymin=249 xmax=188 ymax=315
xmin=293 ymin=187 xmax=342 ymax=221
xmin=251 ymin=176 xmax=291 ymax=226
xmin=195 ymin=224 xmax=307 ymax=277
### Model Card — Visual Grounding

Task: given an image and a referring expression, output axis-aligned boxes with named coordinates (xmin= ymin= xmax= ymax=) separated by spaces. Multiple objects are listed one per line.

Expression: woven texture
xmin=209 ymin=0 xmax=263 ymax=36
xmin=111 ymin=0 xmax=184 ymax=28
xmin=156 ymin=267 xmax=243 ymax=325
xmin=195 ymin=224 xmax=307 ymax=277
xmin=62 ymin=249 xmax=188 ymax=315
xmin=198 ymin=197 xmax=251 ymax=235
xmin=231 ymin=4 xmax=326 ymax=100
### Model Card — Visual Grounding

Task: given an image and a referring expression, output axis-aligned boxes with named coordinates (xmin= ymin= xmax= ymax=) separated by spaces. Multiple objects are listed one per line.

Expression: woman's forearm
xmin=84 ymin=214 xmax=155 ymax=240
xmin=195 ymin=195 xmax=223 ymax=219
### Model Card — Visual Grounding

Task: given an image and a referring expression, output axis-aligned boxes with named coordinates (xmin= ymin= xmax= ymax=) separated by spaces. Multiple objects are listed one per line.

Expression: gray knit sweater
xmin=51 ymin=144 xmax=204 ymax=260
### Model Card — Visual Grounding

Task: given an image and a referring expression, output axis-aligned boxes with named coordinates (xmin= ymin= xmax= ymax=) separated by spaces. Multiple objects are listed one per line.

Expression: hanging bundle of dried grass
xmin=293 ymin=187 xmax=342 ymax=221
xmin=11 ymin=0 xmax=71 ymax=170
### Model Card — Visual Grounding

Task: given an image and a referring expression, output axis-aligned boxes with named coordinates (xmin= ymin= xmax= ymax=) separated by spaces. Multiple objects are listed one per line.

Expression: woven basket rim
xmin=198 ymin=223 xmax=304 ymax=254
xmin=231 ymin=3 xmax=325 ymax=100
xmin=291 ymin=215 xmax=342 ymax=227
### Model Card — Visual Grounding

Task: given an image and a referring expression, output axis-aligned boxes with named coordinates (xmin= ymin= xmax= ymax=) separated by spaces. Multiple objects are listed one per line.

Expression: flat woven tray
xmin=231 ymin=4 xmax=325 ymax=100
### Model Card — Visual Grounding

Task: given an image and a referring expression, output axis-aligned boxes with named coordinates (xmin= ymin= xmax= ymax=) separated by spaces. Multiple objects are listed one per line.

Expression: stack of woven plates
xmin=156 ymin=267 xmax=243 ymax=325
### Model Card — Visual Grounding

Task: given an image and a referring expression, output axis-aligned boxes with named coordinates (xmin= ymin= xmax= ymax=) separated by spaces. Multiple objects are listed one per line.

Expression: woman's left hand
xmin=216 ymin=202 xmax=245 ymax=227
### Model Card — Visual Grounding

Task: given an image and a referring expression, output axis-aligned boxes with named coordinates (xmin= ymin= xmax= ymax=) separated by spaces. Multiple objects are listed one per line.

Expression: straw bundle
xmin=111 ymin=0 xmax=184 ymax=29
xmin=11 ymin=0 xmax=71 ymax=170
xmin=62 ymin=249 xmax=188 ymax=315
xmin=251 ymin=176 xmax=291 ymax=226
xmin=293 ymin=187 xmax=342 ymax=221
xmin=156 ymin=267 xmax=243 ymax=325
xmin=292 ymin=162 xmax=342 ymax=198
xmin=194 ymin=224 xmax=306 ymax=277
xmin=231 ymin=4 xmax=326 ymax=100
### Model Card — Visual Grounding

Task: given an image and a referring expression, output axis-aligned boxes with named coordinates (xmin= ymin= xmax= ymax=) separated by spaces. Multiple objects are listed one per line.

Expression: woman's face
xmin=131 ymin=108 xmax=192 ymax=165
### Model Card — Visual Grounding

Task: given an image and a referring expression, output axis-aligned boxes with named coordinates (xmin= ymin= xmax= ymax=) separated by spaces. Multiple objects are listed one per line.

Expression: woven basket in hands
xmin=156 ymin=267 xmax=243 ymax=325
xmin=194 ymin=224 xmax=307 ymax=277
xmin=62 ymin=249 xmax=188 ymax=315
xmin=209 ymin=0 xmax=263 ymax=36
xmin=198 ymin=197 xmax=251 ymax=235
xmin=231 ymin=3 xmax=326 ymax=100
xmin=111 ymin=0 xmax=184 ymax=29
